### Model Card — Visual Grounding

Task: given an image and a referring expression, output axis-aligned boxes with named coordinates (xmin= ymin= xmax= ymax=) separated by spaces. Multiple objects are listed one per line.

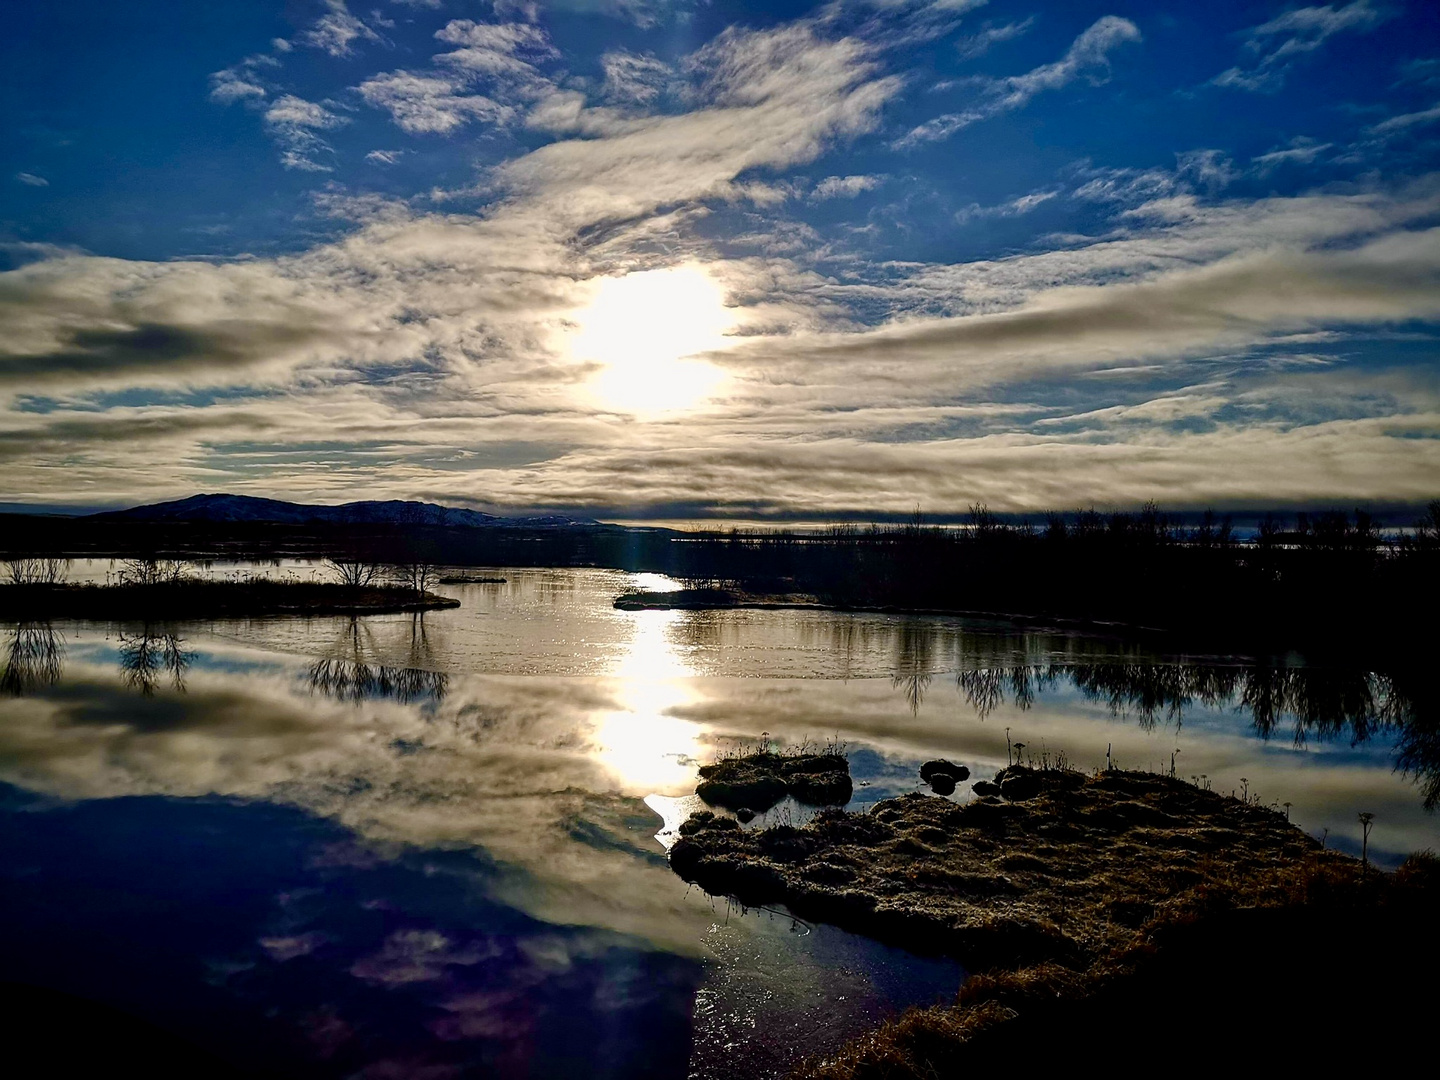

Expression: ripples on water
xmin=0 ymin=564 xmax=1434 ymax=1076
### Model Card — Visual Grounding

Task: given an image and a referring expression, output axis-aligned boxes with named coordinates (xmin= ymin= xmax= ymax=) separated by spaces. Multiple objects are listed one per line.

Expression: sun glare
xmin=592 ymin=609 xmax=703 ymax=793
xmin=569 ymin=265 xmax=733 ymax=414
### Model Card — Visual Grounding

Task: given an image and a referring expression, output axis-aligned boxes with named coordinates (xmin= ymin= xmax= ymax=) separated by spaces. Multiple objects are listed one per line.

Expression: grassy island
xmin=670 ymin=766 xmax=1440 ymax=1075
xmin=692 ymin=749 xmax=853 ymax=812
xmin=0 ymin=580 xmax=460 ymax=620
xmin=614 ymin=587 xmax=821 ymax=611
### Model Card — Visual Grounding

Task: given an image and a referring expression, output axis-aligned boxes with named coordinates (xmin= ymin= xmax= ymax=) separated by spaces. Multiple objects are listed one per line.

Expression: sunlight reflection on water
xmin=595 ymin=610 xmax=704 ymax=792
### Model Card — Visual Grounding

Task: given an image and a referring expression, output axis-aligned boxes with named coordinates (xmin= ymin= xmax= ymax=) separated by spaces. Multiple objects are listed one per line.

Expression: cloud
xmin=0 ymin=255 xmax=367 ymax=392
xmin=1253 ymin=137 xmax=1333 ymax=171
xmin=1213 ymin=0 xmax=1386 ymax=92
xmin=812 ymin=174 xmax=882 ymax=199
xmin=433 ymin=19 xmax=557 ymax=80
xmin=1368 ymin=102 xmax=1440 ymax=136
xmin=500 ymin=23 xmax=901 ymax=226
xmin=303 ymin=0 xmax=380 ymax=57
xmin=600 ymin=50 xmax=673 ymax=105
xmin=15 ymin=173 xmax=48 ymax=187
xmin=4 ymin=8 xmax=1439 ymax=518
xmin=954 ymin=188 xmax=1057 ymax=223
xmin=263 ymin=94 xmax=346 ymax=170
xmin=898 ymin=16 xmax=1141 ymax=146
xmin=209 ymin=70 xmax=267 ymax=104
xmin=355 ymin=20 xmax=560 ymax=135
xmin=954 ymin=17 xmax=1034 ymax=61
xmin=358 ymin=71 xmax=513 ymax=134
xmin=208 ymin=52 xmax=280 ymax=105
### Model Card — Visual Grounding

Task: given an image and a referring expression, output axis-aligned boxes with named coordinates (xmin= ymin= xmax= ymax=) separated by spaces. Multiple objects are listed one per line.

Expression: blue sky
xmin=2 ymin=0 xmax=1438 ymax=519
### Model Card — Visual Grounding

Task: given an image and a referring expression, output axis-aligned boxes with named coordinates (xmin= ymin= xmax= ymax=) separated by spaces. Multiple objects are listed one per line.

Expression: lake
xmin=1 ymin=564 xmax=1434 ymax=1077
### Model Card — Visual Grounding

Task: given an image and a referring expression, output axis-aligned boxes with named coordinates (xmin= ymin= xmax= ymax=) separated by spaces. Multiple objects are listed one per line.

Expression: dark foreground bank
xmin=0 ymin=581 xmax=459 ymax=620
xmin=670 ymin=767 xmax=1440 ymax=1075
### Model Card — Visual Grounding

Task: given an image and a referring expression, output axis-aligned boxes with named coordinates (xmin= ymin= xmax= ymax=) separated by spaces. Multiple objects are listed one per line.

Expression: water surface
xmin=2 ymin=566 xmax=1434 ymax=1076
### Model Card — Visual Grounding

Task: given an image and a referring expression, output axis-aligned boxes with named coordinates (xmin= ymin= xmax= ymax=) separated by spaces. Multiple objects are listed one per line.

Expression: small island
xmin=614 ymin=587 xmax=821 ymax=611
xmin=692 ymin=748 xmax=854 ymax=813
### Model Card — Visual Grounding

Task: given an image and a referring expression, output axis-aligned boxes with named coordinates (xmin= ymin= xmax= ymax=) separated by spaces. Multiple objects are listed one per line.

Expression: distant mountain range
xmin=89 ymin=493 xmax=598 ymax=529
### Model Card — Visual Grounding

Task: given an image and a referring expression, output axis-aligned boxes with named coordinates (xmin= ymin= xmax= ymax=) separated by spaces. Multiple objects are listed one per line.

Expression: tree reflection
xmin=118 ymin=627 xmax=191 ymax=696
xmin=307 ymin=616 xmax=448 ymax=704
xmin=1 ymin=623 xmax=65 ymax=695
xmin=891 ymin=619 xmax=935 ymax=715
xmin=909 ymin=624 xmax=1438 ymax=809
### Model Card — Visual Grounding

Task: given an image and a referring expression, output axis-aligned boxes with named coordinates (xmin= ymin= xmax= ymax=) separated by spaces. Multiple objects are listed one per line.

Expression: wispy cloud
xmin=432 ymin=19 xmax=557 ymax=80
xmin=357 ymin=19 xmax=560 ymax=134
xmin=898 ymin=16 xmax=1141 ymax=147
xmin=812 ymin=174 xmax=883 ymax=199
xmin=264 ymin=94 xmax=347 ymax=170
xmin=303 ymin=0 xmax=381 ymax=58
xmin=600 ymin=50 xmax=674 ymax=105
xmin=1253 ymin=136 xmax=1333 ymax=171
xmin=1213 ymin=1 xmax=1387 ymax=92
xmin=954 ymin=188 xmax=1057 ymax=223
xmin=1368 ymin=102 xmax=1440 ymax=136
xmin=954 ymin=17 xmax=1035 ymax=61
xmin=15 ymin=173 xmax=49 ymax=187
xmin=208 ymin=52 xmax=280 ymax=105
xmin=359 ymin=71 xmax=513 ymax=134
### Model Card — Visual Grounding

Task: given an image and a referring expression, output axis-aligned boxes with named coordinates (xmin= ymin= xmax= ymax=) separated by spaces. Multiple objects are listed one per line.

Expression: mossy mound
xmin=919 ymin=759 xmax=969 ymax=784
xmin=695 ymin=752 xmax=853 ymax=812
xmin=672 ymin=766 xmax=1339 ymax=971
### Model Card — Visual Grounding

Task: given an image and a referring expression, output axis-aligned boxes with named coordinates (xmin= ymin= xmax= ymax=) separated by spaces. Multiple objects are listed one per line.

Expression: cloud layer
xmin=2 ymin=2 xmax=1437 ymax=517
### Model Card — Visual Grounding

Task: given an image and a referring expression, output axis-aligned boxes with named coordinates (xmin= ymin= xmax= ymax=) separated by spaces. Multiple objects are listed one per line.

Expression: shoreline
xmin=616 ymin=588 xmax=1221 ymax=645
xmin=613 ymin=586 xmax=1429 ymax=664
xmin=0 ymin=581 xmax=460 ymax=620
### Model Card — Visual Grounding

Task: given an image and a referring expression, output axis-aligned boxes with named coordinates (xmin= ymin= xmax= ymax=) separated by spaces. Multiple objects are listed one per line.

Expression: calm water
xmin=2 ymin=565 xmax=1435 ymax=1077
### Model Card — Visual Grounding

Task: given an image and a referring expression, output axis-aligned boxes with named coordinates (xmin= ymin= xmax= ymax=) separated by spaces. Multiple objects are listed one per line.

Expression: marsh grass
xmin=671 ymin=766 xmax=1390 ymax=1003
xmin=694 ymin=740 xmax=852 ymax=812
xmin=672 ymin=762 xmax=1440 ymax=1077
xmin=790 ymin=850 xmax=1440 ymax=1076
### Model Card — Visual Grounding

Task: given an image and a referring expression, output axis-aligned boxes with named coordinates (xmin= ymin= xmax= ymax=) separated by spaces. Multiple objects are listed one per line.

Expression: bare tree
xmin=5 ymin=557 xmax=71 ymax=585
xmin=327 ymin=557 xmax=382 ymax=588
xmin=118 ymin=558 xmax=188 ymax=586
xmin=389 ymin=560 xmax=439 ymax=594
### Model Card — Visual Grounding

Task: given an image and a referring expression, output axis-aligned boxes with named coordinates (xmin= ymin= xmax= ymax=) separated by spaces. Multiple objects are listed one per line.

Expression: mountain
xmin=90 ymin=494 xmax=597 ymax=528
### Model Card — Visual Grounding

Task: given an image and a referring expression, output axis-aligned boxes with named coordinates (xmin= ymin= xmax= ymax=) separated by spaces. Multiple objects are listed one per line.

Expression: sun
xmin=568 ymin=264 xmax=733 ymax=414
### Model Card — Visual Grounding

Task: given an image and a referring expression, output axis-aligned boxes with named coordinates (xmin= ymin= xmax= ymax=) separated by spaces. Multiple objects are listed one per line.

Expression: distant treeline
xmin=3 ymin=502 xmax=1437 ymax=655
xmin=653 ymin=503 xmax=1440 ymax=658
xmin=0 ymin=515 xmax=670 ymax=569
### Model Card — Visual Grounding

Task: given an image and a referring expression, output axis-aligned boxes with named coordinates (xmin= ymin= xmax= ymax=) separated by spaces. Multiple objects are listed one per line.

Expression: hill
xmin=88 ymin=493 xmax=595 ymax=529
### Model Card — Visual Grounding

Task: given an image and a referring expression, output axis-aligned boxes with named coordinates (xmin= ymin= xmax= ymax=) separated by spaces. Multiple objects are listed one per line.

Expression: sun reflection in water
xmin=592 ymin=609 xmax=703 ymax=794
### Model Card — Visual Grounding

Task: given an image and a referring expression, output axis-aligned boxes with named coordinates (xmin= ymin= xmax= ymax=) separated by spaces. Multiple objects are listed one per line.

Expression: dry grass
xmin=670 ymin=767 xmax=1440 ymax=1076
xmin=672 ymin=766 xmax=1333 ymax=968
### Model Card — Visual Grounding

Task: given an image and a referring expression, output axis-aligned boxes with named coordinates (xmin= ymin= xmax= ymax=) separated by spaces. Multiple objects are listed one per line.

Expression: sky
xmin=2 ymin=0 xmax=1438 ymax=521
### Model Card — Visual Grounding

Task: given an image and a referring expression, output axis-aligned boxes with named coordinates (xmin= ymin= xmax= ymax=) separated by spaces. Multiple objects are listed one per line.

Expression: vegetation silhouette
xmin=306 ymin=616 xmax=449 ymax=704
xmin=118 ymin=627 xmax=191 ymax=696
xmin=652 ymin=501 xmax=1440 ymax=662
xmin=939 ymin=647 xmax=1439 ymax=809
xmin=0 ymin=622 xmax=65 ymax=695
xmin=5 ymin=499 xmax=1436 ymax=660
